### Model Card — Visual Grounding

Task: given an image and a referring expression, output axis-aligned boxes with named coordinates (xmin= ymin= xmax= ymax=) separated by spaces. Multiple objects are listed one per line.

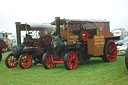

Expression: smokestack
xmin=55 ymin=17 xmax=61 ymax=38
xmin=15 ymin=22 xmax=21 ymax=46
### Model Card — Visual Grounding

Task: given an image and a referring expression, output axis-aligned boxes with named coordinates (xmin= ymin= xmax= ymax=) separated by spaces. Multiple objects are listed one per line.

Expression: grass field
xmin=0 ymin=51 xmax=128 ymax=85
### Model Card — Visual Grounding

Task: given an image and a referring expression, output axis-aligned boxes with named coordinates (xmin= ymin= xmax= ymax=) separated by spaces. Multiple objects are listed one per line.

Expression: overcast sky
xmin=0 ymin=0 xmax=128 ymax=34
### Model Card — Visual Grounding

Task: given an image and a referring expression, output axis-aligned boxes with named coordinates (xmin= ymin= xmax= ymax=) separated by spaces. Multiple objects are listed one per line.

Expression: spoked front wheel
xmin=64 ymin=51 xmax=78 ymax=70
xmin=42 ymin=52 xmax=56 ymax=69
xmin=5 ymin=53 xmax=18 ymax=68
xmin=19 ymin=53 xmax=32 ymax=69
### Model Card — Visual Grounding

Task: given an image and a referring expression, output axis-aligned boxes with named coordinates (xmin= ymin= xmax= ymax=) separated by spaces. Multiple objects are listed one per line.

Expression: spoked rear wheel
xmin=19 ymin=53 xmax=32 ymax=69
xmin=42 ymin=52 xmax=56 ymax=69
xmin=0 ymin=52 xmax=2 ymax=61
xmin=5 ymin=53 xmax=18 ymax=68
xmin=102 ymin=40 xmax=117 ymax=62
xmin=125 ymin=48 xmax=128 ymax=69
xmin=64 ymin=51 xmax=78 ymax=70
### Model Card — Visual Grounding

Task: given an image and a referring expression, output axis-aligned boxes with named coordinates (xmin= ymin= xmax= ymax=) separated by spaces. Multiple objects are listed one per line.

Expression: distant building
xmin=111 ymin=28 xmax=128 ymax=40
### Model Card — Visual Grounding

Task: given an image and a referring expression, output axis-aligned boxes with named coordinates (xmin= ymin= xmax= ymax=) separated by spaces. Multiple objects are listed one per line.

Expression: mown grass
xmin=0 ymin=51 xmax=128 ymax=85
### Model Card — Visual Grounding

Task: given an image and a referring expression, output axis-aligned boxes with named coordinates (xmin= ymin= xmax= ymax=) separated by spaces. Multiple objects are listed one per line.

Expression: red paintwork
xmin=59 ymin=59 xmax=63 ymax=61
xmin=7 ymin=54 xmax=18 ymax=68
xmin=37 ymin=49 xmax=44 ymax=55
xmin=75 ymin=51 xmax=79 ymax=54
xmin=20 ymin=54 xmax=32 ymax=68
xmin=67 ymin=52 xmax=78 ymax=70
xmin=53 ymin=61 xmax=64 ymax=63
xmin=106 ymin=41 xmax=117 ymax=62
xmin=81 ymin=29 xmax=89 ymax=42
xmin=61 ymin=53 xmax=64 ymax=57
xmin=1 ymin=48 xmax=6 ymax=52
xmin=44 ymin=52 xmax=56 ymax=69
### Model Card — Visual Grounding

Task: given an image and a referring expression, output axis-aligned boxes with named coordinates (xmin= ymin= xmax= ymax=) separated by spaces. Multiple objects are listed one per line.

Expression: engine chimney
xmin=55 ymin=17 xmax=61 ymax=38
xmin=15 ymin=22 xmax=21 ymax=46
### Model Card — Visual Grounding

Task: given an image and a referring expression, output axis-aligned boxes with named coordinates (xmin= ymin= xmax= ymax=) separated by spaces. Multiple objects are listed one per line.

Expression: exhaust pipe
xmin=55 ymin=17 xmax=61 ymax=38
xmin=15 ymin=22 xmax=21 ymax=46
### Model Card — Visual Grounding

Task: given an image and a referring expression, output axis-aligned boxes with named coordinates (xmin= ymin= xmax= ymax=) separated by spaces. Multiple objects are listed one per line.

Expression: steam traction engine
xmin=5 ymin=22 xmax=55 ymax=69
xmin=0 ymin=39 xmax=7 ymax=61
xmin=0 ymin=32 xmax=13 ymax=50
xmin=42 ymin=17 xmax=120 ymax=70
xmin=0 ymin=32 xmax=13 ymax=61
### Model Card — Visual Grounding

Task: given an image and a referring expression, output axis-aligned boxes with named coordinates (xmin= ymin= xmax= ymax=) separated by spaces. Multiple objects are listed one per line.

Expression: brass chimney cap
xmin=15 ymin=22 xmax=21 ymax=25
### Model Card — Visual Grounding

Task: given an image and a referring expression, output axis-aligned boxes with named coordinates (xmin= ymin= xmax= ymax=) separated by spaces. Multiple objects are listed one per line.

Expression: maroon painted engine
xmin=5 ymin=23 xmax=55 ymax=69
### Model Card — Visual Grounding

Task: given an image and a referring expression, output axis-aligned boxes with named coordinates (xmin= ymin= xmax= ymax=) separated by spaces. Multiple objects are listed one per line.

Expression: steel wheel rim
xmin=67 ymin=52 xmax=78 ymax=70
xmin=106 ymin=41 xmax=117 ymax=62
xmin=20 ymin=54 xmax=32 ymax=68
xmin=45 ymin=52 xmax=55 ymax=69
xmin=7 ymin=54 xmax=18 ymax=68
